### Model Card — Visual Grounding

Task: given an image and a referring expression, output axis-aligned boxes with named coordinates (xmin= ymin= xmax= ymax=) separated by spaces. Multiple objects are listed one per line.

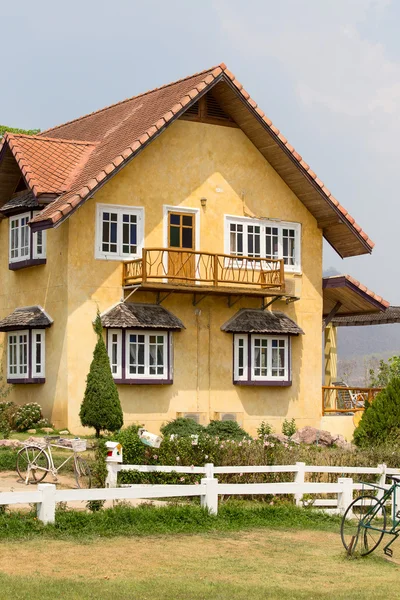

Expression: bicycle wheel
xmin=17 ymin=445 xmax=50 ymax=484
xmin=341 ymin=495 xmax=387 ymax=556
xmin=74 ymin=456 xmax=91 ymax=489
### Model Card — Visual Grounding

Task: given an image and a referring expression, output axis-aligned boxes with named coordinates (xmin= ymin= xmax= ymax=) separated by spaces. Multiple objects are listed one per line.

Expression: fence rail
xmin=2 ymin=462 xmax=399 ymax=525
xmin=322 ymin=386 xmax=382 ymax=414
xmin=122 ymin=248 xmax=285 ymax=290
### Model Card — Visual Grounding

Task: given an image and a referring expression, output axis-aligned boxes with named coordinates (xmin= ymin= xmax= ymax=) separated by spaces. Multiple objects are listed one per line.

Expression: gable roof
xmin=0 ymin=305 xmax=53 ymax=331
xmin=3 ymin=133 xmax=96 ymax=196
xmin=221 ymin=309 xmax=304 ymax=335
xmin=100 ymin=302 xmax=185 ymax=330
xmin=0 ymin=64 xmax=374 ymax=257
xmin=323 ymin=275 xmax=389 ymax=317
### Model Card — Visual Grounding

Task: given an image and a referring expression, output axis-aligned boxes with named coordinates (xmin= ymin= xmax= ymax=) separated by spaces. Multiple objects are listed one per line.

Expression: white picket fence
xmin=1 ymin=461 xmax=399 ymax=525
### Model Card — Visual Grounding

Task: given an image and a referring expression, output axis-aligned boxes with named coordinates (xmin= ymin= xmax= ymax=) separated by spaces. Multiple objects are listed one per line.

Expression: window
xmin=225 ymin=216 xmax=301 ymax=272
xmin=107 ymin=329 xmax=172 ymax=383
xmin=234 ymin=334 xmax=291 ymax=385
xmin=7 ymin=329 xmax=45 ymax=381
xmin=96 ymin=204 xmax=144 ymax=260
xmin=9 ymin=211 xmax=47 ymax=266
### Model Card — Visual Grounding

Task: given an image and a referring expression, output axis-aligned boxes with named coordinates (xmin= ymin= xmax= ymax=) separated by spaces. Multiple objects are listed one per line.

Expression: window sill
xmin=7 ymin=378 xmax=46 ymax=384
xmin=234 ymin=380 xmax=292 ymax=387
xmin=113 ymin=378 xmax=173 ymax=385
xmin=95 ymin=255 xmax=141 ymax=262
xmin=9 ymin=259 xmax=46 ymax=271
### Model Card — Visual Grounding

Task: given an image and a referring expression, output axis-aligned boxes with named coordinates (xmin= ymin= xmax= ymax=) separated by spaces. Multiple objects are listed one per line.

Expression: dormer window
xmin=9 ymin=211 xmax=46 ymax=270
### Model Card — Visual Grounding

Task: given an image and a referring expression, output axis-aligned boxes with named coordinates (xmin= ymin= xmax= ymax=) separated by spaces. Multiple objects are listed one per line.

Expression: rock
xmin=332 ymin=433 xmax=354 ymax=450
xmin=0 ymin=439 xmax=24 ymax=449
xmin=59 ymin=430 xmax=69 ymax=435
xmin=269 ymin=433 xmax=289 ymax=444
xmin=26 ymin=436 xmax=46 ymax=446
xmin=27 ymin=429 xmax=37 ymax=434
xmin=292 ymin=426 xmax=333 ymax=447
xmin=41 ymin=427 xmax=54 ymax=433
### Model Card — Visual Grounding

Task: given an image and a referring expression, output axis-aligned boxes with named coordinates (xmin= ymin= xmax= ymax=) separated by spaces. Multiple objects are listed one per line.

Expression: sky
xmin=2 ymin=0 xmax=399 ymax=304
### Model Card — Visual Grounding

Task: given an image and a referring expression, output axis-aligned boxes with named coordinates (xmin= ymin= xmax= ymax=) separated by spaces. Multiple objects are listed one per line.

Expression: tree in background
xmin=353 ymin=377 xmax=400 ymax=447
xmin=0 ymin=125 xmax=40 ymax=138
xmin=80 ymin=312 xmax=123 ymax=437
xmin=369 ymin=356 xmax=400 ymax=387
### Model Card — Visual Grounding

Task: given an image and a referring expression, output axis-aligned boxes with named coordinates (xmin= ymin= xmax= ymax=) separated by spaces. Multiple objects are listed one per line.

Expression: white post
xmin=377 ymin=463 xmax=386 ymax=516
xmin=200 ymin=477 xmax=218 ymax=515
xmin=37 ymin=483 xmax=56 ymax=525
xmin=337 ymin=477 xmax=353 ymax=516
xmin=204 ymin=463 xmax=214 ymax=479
xmin=294 ymin=462 xmax=306 ymax=507
xmin=106 ymin=463 xmax=119 ymax=488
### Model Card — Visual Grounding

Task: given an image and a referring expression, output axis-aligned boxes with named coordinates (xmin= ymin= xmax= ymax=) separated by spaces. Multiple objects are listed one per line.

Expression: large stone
xmin=292 ymin=426 xmax=333 ymax=447
xmin=59 ymin=430 xmax=70 ymax=435
xmin=0 ymin=439 xmax=24 ymax=449
xmin=27 ymin=429 xmax=37 ymax=434
xmin=332 ymin=433 xmax=354 ymax=450
xmin=41 ymin=427 xmax=54 ymax=433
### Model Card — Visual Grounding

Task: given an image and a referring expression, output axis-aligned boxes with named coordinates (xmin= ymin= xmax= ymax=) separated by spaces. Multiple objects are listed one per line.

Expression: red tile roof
xmin=323 ymin=274 xmax=390 ymax=310
xmin=0 ymin=63 xmax=374 ymax=256
xmin=3 ymin=133 xmax=96 ymax=196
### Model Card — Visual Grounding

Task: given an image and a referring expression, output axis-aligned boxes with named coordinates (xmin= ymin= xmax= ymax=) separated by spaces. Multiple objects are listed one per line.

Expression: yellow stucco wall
xmin=1 ymin=119 xmax=324 ymax=435
xmin=65 ymin=119 xmax=323 ymax=435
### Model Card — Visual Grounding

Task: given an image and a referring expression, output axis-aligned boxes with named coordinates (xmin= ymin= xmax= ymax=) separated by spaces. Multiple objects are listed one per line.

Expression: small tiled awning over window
xmin=0 ymin=306 xmax=53 ymax=331
xmin=0 ymin=190 xmax=41 ymax=215
xmin=100 ymin=303 xmax=185 ymax=330
xmin=221 ymin=309 xmax=304 ymax=335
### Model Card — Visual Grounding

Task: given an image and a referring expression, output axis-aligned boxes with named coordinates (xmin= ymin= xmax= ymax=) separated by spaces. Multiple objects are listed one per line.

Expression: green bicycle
xmin=341 ymin=475 xmax=400 ymax=557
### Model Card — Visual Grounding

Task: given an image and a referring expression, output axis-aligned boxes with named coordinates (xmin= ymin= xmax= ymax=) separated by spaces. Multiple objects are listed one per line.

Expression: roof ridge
xmin=40 ymin=64 xmax=222 ymax=136
xmin=5 ymin=132 xmax=96 ymax=146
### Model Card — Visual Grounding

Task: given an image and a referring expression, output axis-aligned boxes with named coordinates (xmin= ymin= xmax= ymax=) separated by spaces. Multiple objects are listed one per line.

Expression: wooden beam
xmin=322 ymin=301 xmax=342 ymax=330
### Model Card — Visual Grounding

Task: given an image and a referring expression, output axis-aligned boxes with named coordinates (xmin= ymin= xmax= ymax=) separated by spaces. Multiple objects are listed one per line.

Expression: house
xmin=0 ymin=63 xmax=390 ymax=438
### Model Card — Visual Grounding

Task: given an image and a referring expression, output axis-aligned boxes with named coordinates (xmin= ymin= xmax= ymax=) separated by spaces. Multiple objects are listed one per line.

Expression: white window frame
xmin=125 ymin=330 xmax=168 ymax=381
xmin=31 ymin=329 xmax=45 ymax=378
xmin=9 ymin=211 xmax=47 ymax=264
xmin=95 ymin=204 xmax=144 ymax=261
xmin=7 ymin=328 xmax=45 ymax=380
xmin=251 ymin=335 xmax=289 ymax=382
xmin=234 ymin=335 xmax=248 ymax=382
xmin=9 ymin=213 xmax=31 ymax=263
xmin=224 ymin=215 xmax=301 ymax=273
xmin=107 ymin=329 xmax=122 ymax=379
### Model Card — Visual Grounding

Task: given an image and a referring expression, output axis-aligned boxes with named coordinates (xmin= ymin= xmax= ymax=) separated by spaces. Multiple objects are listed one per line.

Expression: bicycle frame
xmin=353 ymin=480 xmax=400 ymax=557
xmin=25 ymin=442 xmax=79 ymax=483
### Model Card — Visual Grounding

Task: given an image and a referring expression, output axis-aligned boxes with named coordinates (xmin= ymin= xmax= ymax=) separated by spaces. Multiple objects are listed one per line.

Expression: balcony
xmin=122 ymin=248 xmax=286 ymax=300
xmin=322 ymin=385 xmax=382 ymax=415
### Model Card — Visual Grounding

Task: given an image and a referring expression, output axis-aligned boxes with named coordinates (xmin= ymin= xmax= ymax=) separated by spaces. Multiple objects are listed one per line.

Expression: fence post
xmin=106 ymin=463 xmax=119 ymax=488
xmin=337 ymin=477 xmax=353 ymax=517
xmin=204 ymin=463 xmax=214 ymax=479
xmin=200 ymin=477 xmax=218 ymax=515
xmin=37 ymin=483 xmax=56 ymax=525
xmin=377 ymin=464 xmax=387 ymax=516
xmin=294 ymin=462 xmax=306 ymax=507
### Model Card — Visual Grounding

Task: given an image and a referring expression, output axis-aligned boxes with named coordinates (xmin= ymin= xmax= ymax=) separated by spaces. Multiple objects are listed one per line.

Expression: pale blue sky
xmin=2 ymin=0 xmax=399 ymax=303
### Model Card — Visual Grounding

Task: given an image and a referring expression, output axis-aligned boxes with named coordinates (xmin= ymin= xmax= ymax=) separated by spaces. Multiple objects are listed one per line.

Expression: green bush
xmin=160 ymin=418 xmax=205 ymax=437
xmin=14 ymin=403 xmax=42 ymax=431
xmin=80 ymin=313 xmax=123 ymax=437
xmin=282 ymin=418 xmax=297 ymax=438
xmin=205 ymin=420 xmax=250 ymax=440
xmin=257 ymin=421 xmax=274 ymax=439
xmin=354 ymin=377 xmax=400 ymax=447
xmin=113 ymin=425 xmax=146 ymax=465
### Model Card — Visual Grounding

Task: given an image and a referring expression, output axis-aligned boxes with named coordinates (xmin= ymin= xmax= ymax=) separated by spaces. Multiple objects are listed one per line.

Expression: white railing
xmin=2 ymin=462 xmax=399 ymax=525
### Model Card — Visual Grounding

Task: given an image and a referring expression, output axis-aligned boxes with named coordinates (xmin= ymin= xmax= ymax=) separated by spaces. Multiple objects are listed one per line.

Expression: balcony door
xmin=168 ymin=211 xmax=195 ymax=284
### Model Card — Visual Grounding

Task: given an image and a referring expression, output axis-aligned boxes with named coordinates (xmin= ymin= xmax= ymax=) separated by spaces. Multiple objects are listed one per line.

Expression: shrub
xmin=160 ymin=417 xmax=204 ymax=437
xmin=0 ymin=401 xmax=15 ymax=438
xmin=205 ymin=420 xmax=250 ymax=440
xmin=14 ymin=403 xmax=42 ymax=431
xmin=369 ymin=355 xmax=400 ymax=387
xmin=257 ymin=421 xmax=274 ymax=439
xmin=353 ymin=377 xmax=400 ymax=447
xmin=113 ymin=425 xmax=146 ymax=465
xmin=282 ymin=418 xmax=297 ymax=438
xmin=80 ymin=312 xmax=123 ymax=437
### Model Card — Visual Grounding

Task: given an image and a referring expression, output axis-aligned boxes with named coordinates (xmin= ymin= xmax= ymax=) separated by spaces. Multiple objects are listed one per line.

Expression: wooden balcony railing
xmin=322 ymin=386 xmax=382 ymax=415
xmin=123 ymin=248 xmax=285 ymax=290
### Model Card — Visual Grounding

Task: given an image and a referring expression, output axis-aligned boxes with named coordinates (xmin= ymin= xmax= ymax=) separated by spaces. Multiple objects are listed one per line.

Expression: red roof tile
xmin=0 ymin=63 xmax=374 ymax=255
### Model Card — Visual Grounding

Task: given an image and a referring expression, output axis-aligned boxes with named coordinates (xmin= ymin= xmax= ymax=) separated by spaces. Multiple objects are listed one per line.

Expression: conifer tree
xmin=353 ymin=377 xmax=400 ymax=447
xmin=80 ymin=312 xmax=123 ymax=437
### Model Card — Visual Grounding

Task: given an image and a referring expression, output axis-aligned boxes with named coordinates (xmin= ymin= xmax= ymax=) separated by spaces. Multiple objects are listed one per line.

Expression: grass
xmin=0 ymin=501 xmax=342 ymax=540
xmin=0 ymin=526 xmax=399 ymax=599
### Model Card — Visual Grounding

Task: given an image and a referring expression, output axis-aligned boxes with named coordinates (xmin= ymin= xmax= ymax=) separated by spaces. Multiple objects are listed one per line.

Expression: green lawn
xmin=1 ymin=527 xmax=399 ymax=599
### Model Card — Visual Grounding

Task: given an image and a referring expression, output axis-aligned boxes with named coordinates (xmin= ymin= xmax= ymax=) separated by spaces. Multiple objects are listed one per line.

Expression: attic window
xmin=181 ymin=94 xmax=235 ymax=126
